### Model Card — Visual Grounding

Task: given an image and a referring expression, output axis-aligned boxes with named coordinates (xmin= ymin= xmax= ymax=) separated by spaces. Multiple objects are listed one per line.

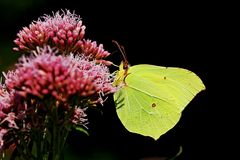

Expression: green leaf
xmin=169 ymin=146 xmax=183 ymax=160
xmin=114 ymin=64 xmax=205 ymax=140
xmin=75 ymin=126 xmax=89 ymax=136
xmin=31 ymin=141 xmax=37 ymax=157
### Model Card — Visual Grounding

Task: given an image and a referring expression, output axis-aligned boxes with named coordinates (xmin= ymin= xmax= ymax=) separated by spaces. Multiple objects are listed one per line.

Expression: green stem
xmin=14 ymin=132 xmax=33 ymax=160
xmin=60 ymin=128 xmax=70 ymax=152
xmin=36 ymin=130 xmax=43 ymax=160
xmin=52 ymin=107 xmax=60 ymax=160
xmin=52 ymin=112 xmax=56 ymax=159
xmin=168 ymin=146 xmax=182 ymax=160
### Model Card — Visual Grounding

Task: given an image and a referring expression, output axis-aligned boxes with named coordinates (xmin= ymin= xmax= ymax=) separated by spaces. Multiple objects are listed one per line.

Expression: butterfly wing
xmin=128 ymin=65 xmax=205 ymax=111
xmin=114 ymin=64 xmax=205 ymax=140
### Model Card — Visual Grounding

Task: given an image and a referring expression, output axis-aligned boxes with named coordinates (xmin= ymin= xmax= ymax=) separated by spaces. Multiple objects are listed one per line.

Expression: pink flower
xmin=5 ymin=46 xmax=115 ymax=103
xmin=76 ymin=39 xmax=111 ymax=64
xmin=0 ymin=86 xmax=21 ymax=151
xmin=13 ymin=10 xmax=110 ymax=61
xmin=0 ymin=85 xmax=22 ymax=127
xmin=1 ymin=46 xmax=115 ymax=153
xmin=71 ymin=107 xmax=87 ymax=126
xmin=1 ymin=113 xmax=18 ymax=129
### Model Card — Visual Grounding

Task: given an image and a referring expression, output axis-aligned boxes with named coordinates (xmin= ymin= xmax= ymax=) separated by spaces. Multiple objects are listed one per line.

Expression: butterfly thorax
xmin=113 ymin=61 xmax=129 ymax=87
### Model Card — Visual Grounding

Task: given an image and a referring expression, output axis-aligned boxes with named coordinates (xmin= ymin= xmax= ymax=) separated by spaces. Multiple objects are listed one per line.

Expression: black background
xmin=0 ymin=1 xmax=230 ymax=160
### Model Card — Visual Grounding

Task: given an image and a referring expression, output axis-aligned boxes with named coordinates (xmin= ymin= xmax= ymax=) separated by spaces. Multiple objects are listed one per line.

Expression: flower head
xmin=1 ymin=46 xmax=115 ymax=152
xmin=13 ymin=10 xmax=110 ymax=61
xmin=76 ymin=39 xmax=110 ymax=60
xmin=6 ymin=46 xmax=115 ymax=103
xmin=2 ymin=9 xmax=117 ymax=158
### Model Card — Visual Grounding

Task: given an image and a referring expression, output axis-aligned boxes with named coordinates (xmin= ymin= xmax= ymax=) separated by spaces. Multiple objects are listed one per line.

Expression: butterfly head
xmin=112 ymin=40 xmax=130 ymax=87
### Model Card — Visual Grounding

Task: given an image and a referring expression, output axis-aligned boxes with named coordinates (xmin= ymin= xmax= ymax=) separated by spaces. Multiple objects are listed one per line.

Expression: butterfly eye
xmin=123 ymin=63 xmax=128 ymax=70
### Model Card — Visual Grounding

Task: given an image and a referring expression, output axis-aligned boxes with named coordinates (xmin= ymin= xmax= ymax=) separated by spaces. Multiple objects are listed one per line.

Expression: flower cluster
xmin=1 ymin=10 xmax=116 ymax=159
xmin=13 ymin=10 xmax=110 ymax=62
xmin=1 ymin=46 xmax=115 ymax=153
xmin=5 ymin=46 xmax=114 ymax=102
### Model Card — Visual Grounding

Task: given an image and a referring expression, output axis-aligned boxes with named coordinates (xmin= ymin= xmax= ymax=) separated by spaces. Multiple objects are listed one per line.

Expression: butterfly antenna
xmin=112 ymin=40 xmax=128 ymax=69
